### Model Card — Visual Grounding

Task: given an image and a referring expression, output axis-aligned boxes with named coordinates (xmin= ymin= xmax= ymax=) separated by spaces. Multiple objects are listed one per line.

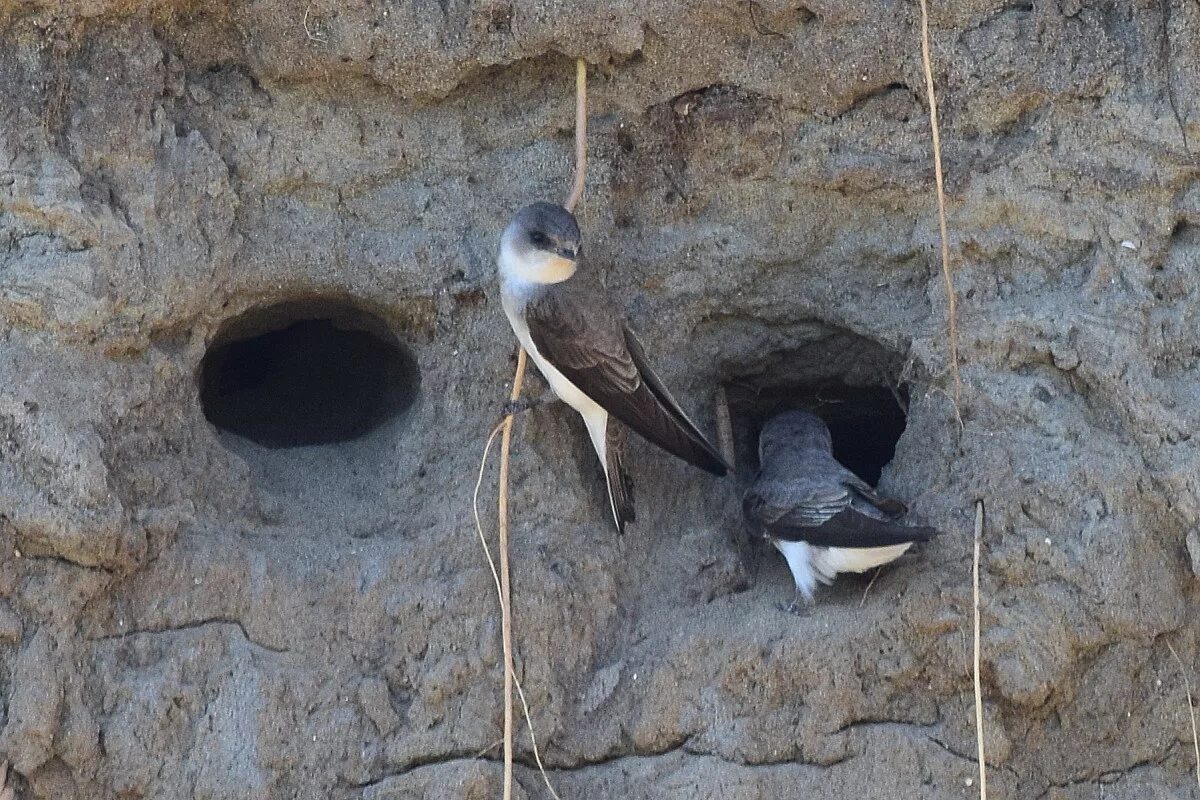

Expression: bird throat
xmin=525 ymin=253 xmax=576 ymax=284
xmin=499 ymin=242 xmax=577 ymax=287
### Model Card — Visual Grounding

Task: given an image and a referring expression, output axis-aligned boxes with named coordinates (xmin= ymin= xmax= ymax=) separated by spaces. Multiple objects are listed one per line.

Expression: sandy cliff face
xmin=0 ymin=1 xmax=1198 ymax=797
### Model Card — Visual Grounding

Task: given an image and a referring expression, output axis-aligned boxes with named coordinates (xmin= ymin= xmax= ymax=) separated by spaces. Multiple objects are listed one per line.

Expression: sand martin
xmin=498 ymin=202 xmax=730 ymax=532
xmin=743 ymin=410 xmax=936 ymax=612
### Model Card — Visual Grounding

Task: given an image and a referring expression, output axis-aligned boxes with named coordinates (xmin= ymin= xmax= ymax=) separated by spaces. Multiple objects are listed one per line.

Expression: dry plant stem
xmin=859 ymin=567 xmax=881 ymax=608
xmin=565 ymin=58 xmax=588 ymax=213
xmin=475 ymin=739 xmax=504 ymax=759
xmin=511 ymin=671 xmax=564 ymax=800
xmin=474 ymin=425 xmax=561 ymax=799
xmin=497 ymin=347 xmax=527 ymax=800
xmin=485 ymin=55 xmax=588 ymax=800
xmin=972 ymin=500 xmax=987 ymax=800
xmin=302 ymin=3 xmax=326 ymax=43
xmin=918 ymin=0 xmax=961 ymax=407
xmin=1166 ymin=641 xmax=1200 ymax=791
xmin=473 ymin=421 xmax=564 ymax=800
xmin=714 ymin=386 xmax=735 ymax=467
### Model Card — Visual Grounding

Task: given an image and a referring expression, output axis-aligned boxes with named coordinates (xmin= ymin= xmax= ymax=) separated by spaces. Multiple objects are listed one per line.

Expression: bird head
xmin=757 ymin=410 xmax=833 ymax=463
xmin=499 ymin=202 xmax=582 ymax=286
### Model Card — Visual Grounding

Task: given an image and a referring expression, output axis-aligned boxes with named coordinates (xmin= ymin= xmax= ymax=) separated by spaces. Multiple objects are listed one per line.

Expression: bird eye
xmin=529 ymin=231 xmax=550 ymax=247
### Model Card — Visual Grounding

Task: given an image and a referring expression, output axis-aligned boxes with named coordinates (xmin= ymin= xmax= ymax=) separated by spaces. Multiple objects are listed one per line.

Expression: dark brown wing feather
xmin=605 ymin=421 xmax=636 ymax=533
xmin=841 ymin=470 xmax=909 ymax=515
xmin=525 ymin=285 xmax=730 ymax=476
xmin=778 ymin=508 xmax=938 ymax=548
xmin=621 ymin=327 xmax=732 ymax=475
xmin=743 ymin=456 xmax=937 ymax=548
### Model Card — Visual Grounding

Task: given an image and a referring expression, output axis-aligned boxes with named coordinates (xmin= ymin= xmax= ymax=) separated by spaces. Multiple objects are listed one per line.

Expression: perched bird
xmin=743 ymin=410 xmax=936 ymax=612
xmin=498 ymin=202 xmax=730 ymax=532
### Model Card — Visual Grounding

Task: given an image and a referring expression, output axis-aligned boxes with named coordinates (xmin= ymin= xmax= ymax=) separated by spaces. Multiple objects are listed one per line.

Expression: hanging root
xmin=478 ymin=55 xmax=589 ymax=800
xmin=917 ymin=0 xmax=961 ymax=408
xmin=714 ymin=385 xmax=736 ymax=468
xmin=972 ymin=500 xmax=987 ymax=800
xmin=472 ymin=419 xmax=563 ymax=800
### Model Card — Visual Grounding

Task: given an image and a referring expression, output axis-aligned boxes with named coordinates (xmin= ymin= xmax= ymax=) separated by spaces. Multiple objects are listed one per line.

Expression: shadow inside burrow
xmin=199 ymin=298 xmax=419 ymax=448
xmin=721 ymin=325 xmax=911 ymax=486
xmin=719 ymin=324 xmax=919 ymax=601
xmin=195 ymin=297 xmax=424 ymax=528
xmin=729 ymin=382 xmax=908 ymax=487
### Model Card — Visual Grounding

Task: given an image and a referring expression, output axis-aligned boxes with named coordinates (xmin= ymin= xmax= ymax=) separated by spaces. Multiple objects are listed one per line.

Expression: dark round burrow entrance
xmin=724 ymin=326 xmax=910 ymax=486
xmin=199 ymin=300 xmax=419 ymax=448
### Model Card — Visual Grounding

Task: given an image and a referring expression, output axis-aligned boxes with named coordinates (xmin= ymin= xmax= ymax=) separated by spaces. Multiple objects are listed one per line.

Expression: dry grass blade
xmin=477 ymin=54 xmax=588 ymax=800
xmin=917 ymin=0 xmax=961 ymax=406
xmin=474 ymin=739 xmax=504 ymax=759
xmin=972 ymin=500 xmax=987 ymax=800
xmin=859 ymin=567 xmax=881 ymax=608
xmin=714 ymin=386 xmax=735 ymax=468
xmin=497 ymin=347 xmax=527 ymax=800
xmin=472 ymin=415 xmax=563 ymax=800
xmin=565 ymin=58 xmax=588 ymax=213
xmin=1166 ymin=641 xmax=1200 ymax=791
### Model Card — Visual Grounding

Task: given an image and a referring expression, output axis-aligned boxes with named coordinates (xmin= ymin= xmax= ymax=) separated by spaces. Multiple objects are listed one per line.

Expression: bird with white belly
xmin=743 ymin=410 xmax=937 ymax=612
xmin=497 ymin=202 xmax=730 ymax=532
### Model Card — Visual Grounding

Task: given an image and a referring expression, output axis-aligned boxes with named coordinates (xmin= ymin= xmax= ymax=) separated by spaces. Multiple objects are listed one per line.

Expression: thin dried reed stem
xmin=918 ymin=0 xmax=961 ymax=406
xmin=972 ymin=500 xmax=987 ymax=800
xmin=473 ymin=420 xmax=563 ymax=800
xmin=481 ymin=55 xmax=589 ymax=800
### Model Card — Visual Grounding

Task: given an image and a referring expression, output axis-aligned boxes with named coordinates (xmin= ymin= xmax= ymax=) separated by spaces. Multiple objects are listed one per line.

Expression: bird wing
xmin=840 ymin=469 xmax=909 ymax=516
xmin=525 ymin=285 xmax=730 ymax=476
xmin=604 ymin=420 xmax=636 ymax=534
xmin=744 ymin=463 xmax=936 ymax=548
xmin=743 ymin=472 xmax=852 ymax=528
xmin=621 ymin=326 xmax=733 ymax=474
xmin=799 ymin=508 xmax=938 ymax=548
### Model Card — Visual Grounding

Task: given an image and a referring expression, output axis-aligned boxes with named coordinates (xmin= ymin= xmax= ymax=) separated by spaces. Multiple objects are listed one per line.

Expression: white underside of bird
xmin=500 ymin=277 xmax=620 ymax=527
xmin=772 ymin=539 xmax=913 ymax=602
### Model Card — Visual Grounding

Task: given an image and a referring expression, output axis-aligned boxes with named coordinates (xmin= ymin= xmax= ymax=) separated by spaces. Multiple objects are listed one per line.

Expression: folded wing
xmin=525 ymin=286 xmax=730 ymax=476
xmin=604 ymin=420 xmax=636 ymax=533
xmin=744 ymin=468 xmax=936 ymax=548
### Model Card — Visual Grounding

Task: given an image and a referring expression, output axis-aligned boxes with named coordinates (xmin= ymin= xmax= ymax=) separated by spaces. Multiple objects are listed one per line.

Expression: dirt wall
xmin=1 ymin=1 xmax=1199 ymax=798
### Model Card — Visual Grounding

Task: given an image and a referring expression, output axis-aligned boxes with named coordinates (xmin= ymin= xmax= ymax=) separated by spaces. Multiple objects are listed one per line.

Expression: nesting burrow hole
xmin=724 ymin=325 xmax=909 ymax=486
xmin=199 ymin=299 xmax=419 ymax=448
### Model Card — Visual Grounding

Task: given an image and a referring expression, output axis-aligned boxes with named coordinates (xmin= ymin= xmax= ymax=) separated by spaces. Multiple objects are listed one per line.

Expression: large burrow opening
xmin=723 ymin=325 xmax=910 ymax=486
xmin=199 ymin=299 xmax=419 ymax=448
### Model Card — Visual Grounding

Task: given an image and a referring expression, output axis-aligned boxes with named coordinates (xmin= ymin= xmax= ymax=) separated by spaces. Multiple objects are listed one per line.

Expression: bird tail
xmin=605 ymin=421 xmax=636 ymax=534
xmin=621 ymin=328 xmax=732 ymax=477
xmin=798 ymin=510 xmax=939 ymax=549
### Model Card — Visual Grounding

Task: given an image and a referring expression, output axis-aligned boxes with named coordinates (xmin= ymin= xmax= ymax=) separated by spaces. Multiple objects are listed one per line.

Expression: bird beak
xmin=557 ymin=247 xmax=577 ymax=260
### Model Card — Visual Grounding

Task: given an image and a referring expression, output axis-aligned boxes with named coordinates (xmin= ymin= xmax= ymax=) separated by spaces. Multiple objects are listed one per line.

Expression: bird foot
xmin=501 ymin=396 xmax=550 ymax=418
xmin=775 ymin=595 xmax=810 ymax=616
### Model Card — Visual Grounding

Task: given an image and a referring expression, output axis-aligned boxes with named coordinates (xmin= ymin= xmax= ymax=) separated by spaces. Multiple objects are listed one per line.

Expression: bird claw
xmin=501 ymin=397 xmax=544 ymax=418
xmin=775 ymin=597 xmax=809 ymax=616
